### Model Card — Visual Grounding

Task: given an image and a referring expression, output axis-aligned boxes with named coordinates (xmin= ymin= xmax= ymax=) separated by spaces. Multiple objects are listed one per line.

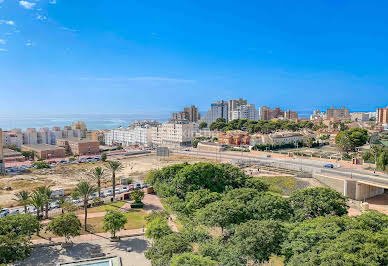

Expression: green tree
xmin=184 ymin=189 xmax=221 ymax=215
xmin=32 ymin=161 xmax=50 ymax=169
xmin=42 ymin=186 xmax=52 ymax=219
xmin=46 ymin=213 xmax=81 ymax=243
xmin=246 ymin=192 xmax=292 ymax=221
xmin=103 ymin=210 xmax=127 ymax=238
xmin=74 ymin=181 xmax=97 ymax=230
xmin=335 ymin=128 xmax=369 ymax=152
xmin=101 ymin=152 xmax=107 ymax=162
xmin=14 ymin=190 xmax=30 ymax=214
xmin=288 ymin=229 xmax=388 ymax=266
xmin=289 ymin=187 xmax=348 ymax=221
xmin=107 ymin=161 xmax=123 ymax=200
xmin=171 ymin=253 xmax=218 ymax=266
xmin=29 ymin=191 xmax=45 ymax=222
xmin=231 ymin=220 xmax=286 ymax=264
xmin=89 ymin=166 xmax=105 ymax=197
xmin=196 ymin=199 xmax=245 ymax=233
xmin=377 ymin=150 xmax=388 ymax=171
xmin=131 ymin=188 xmax=145 ymax=203
xmin=198 ymin=121 xmax=208 ymax=130
xmin=145 ymin=233 xmax=191 ymax=266
xmin=0 ymin=214 xmax=40 ymax=264
xmin=145 ymin=216 xmax=172 ymax=239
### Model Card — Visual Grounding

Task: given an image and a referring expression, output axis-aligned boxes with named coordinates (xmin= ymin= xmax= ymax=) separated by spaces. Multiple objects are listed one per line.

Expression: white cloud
xmin=36 ymin=14 xmax=47 ymax=21
xmin=0 ymin=0 xmax=4 ymax=3
xmin=0 ymin=20 xmax=15 ymax=26
xmin=60 ymin=26 xmax=79 ymax=32
xmin=19 ymin=1 xmax=35 ymax=9
xmin=25 ymin=40 xmax=33 ymax=46
xmin=0 ymin=48 xmax=8 ymax=52
xmin=0 ymin=39 xmax=6 ymax=44
xmin=49 ymin=0 xmax=56 ymax=4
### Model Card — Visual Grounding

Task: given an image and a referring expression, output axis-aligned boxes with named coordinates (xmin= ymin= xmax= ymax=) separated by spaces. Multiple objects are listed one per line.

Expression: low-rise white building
xmin=151 ymin=120 xmax=195 ymax=147
xmin=104 ymin=126 xmax=153 ymax=146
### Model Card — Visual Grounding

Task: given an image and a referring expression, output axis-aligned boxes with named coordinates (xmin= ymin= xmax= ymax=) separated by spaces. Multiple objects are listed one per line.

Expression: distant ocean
xmin=0 ymin=114 xmax=170 ymax=131
xmin=0 ymin=111 xmax=314 ymax=131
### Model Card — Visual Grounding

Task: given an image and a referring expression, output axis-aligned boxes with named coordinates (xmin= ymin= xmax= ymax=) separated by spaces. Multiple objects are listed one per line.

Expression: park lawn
xmin=84 ymin=209 xmax=147 ymax=233
xmin=33 ymin=209 xmax=147 ymax=240
xmin=76 ymin=201 xmax=126 ymax=215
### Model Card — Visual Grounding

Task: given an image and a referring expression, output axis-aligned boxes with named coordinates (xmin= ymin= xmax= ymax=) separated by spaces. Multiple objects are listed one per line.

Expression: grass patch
xmin=33 ymin=209 xmax=147 ymax=240
xmin=256 ymin=176 xmax=298 ymax=195
xmin=75 ymin=201 xmax=126 ymax=214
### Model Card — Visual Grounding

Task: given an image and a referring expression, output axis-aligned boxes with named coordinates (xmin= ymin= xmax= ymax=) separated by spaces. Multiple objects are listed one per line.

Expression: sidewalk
xmin=32 ymin=228 xmax=145 ymax=245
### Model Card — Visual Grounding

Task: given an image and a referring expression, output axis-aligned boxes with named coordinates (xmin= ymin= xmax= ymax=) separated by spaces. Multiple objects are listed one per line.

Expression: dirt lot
xmin=0 ymin=154 xmax=212 ymax=207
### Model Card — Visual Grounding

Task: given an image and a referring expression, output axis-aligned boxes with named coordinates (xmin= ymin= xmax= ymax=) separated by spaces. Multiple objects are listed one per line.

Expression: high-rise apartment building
xmin=23 ymin=128 xmax=38 ymax=145
xmin=201 ymin=100 xmax=229 ymax=126
xmin=326 ymin=106 xmax=350 ymax=120
xmin=230 ymin=103 xmax=257 ymax=121
xmin=259 ymin=106 xmax=295 ymax=121
xmin=172 ymin=105 xmax=201 ymax=122
xmin=377 ymin=106 xmax=388 ymax=124
xmin=104 ymin=126 xmax=153 ymax=146
xmin=284 ymin=110 xmax=298 ymax=121
xmin=72 ymin=121 xmax=87 ymax=138
xmin=228 ymin=98 xmax=247 ymax=121
xmin=0 ymin=129 xmax=4 ymax=175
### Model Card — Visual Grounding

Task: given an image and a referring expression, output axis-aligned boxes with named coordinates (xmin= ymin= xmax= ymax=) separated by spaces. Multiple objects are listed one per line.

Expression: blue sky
xmin=0 ymin=0 xmax=387 ymax=116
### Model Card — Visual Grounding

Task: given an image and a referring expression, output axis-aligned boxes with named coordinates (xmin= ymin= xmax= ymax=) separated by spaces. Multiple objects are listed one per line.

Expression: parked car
xmin=115 ymin=188 xmax=121 ymax=194
xmin=323 ymin=163 xmax=334 ymax=168
xmin=136 ymin=183 xmax=141 ymax=189
xmin=9 ymin=209 xmax=20 ymax=215
xmin=106 ymin=190 xmax=113 ymax=196
xmin=0 ymin=208 xmax=10 ymax=217
xmin=122 ymin=186 xmax=129 ymax=192
xmin=129 ymin=184 xmax=135 ymax=190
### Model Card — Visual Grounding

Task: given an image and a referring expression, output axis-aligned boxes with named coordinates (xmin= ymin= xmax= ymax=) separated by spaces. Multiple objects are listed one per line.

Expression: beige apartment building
xmin=21 ymin=144 xmax=66 ymax=160
xmin=171 ymin=105 xmax=201 ymax=122
xmin=151 ymin=121 xmax=195 ymax=147
xmin=377 ymin=106 xmax=388 ymax=124
xmin=326 ymin=106 xmax=350 ymax=120
xmin=56 ymin=138 xmax=100 ymax=155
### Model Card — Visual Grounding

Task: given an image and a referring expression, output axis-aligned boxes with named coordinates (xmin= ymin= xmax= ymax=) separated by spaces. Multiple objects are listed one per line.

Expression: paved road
xmin=172 ymin=149 xmax=388 ymax=187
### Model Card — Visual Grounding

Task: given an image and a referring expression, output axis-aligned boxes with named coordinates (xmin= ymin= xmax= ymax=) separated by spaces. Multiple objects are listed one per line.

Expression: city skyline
xmin=0 ymin=0 xmax=387 ymax=115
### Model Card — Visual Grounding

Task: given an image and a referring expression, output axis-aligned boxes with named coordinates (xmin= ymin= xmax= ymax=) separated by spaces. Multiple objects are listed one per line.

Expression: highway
xmin=172 ymin=149 xmax=388 ymax=187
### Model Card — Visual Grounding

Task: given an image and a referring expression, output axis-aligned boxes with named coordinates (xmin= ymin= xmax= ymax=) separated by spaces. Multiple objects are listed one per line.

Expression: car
xmin=50 ymin=163 xmax=57 ymax=167
xmin=106 ymin=190 xmax=113 ymax=196
xmin=142 ymin=183 xmax=150 ymax=188
xmin=136 ymin=183 xmax=141 ymax=189
xmin=51 ymin=201 xmax=60 ymax=209
xmin=115 ymin=188 xmax=121 ymax=194
xmin=128 ymin=184 xmax=135 ymax=190
xmin=122 ymin=186 xmax=129 ymax=192
xmin=0 ymin=208 xmax=10 ymax=217
xmin=9 ymin=209 xmax=20 ymax=215
xmin=323 ymin=163 xmax=334 ymax=168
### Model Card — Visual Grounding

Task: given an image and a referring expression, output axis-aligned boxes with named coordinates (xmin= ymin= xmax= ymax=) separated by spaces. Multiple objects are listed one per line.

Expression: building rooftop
xmin=22 ymin=144 xmax=65 ymax=151
xmin=57 ymin=138 xmax=99 ymax=144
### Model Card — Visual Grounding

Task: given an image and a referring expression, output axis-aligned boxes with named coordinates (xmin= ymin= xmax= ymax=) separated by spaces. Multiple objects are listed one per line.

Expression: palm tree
xmin=14 ymin=191 xmax=30 ymax=214
xmin=29 ymin=191 xmax=45 ymax=220
xmin=89 ymin=167 xmax=105 ymax=198
xmin=43 ymin=187 xmax=52 ymax=219
xmin=107 ymin=161 xmax=123 ymax=201
xmin=35 ymin=186 xmax=48 ymax=217
xmin=58 ymin=197 xmax=66 ymax=214
xmin=74 ymin=181 xmax=96 ymax=231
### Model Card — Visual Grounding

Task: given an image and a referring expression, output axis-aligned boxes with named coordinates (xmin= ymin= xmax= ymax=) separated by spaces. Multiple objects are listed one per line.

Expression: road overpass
xmin=171 ymin=149 xmax=388 ymax=201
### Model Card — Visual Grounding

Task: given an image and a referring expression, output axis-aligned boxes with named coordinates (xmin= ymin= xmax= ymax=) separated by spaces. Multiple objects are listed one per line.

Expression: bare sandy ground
xmin=0 ymin=154 xmax=212 ymax=207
